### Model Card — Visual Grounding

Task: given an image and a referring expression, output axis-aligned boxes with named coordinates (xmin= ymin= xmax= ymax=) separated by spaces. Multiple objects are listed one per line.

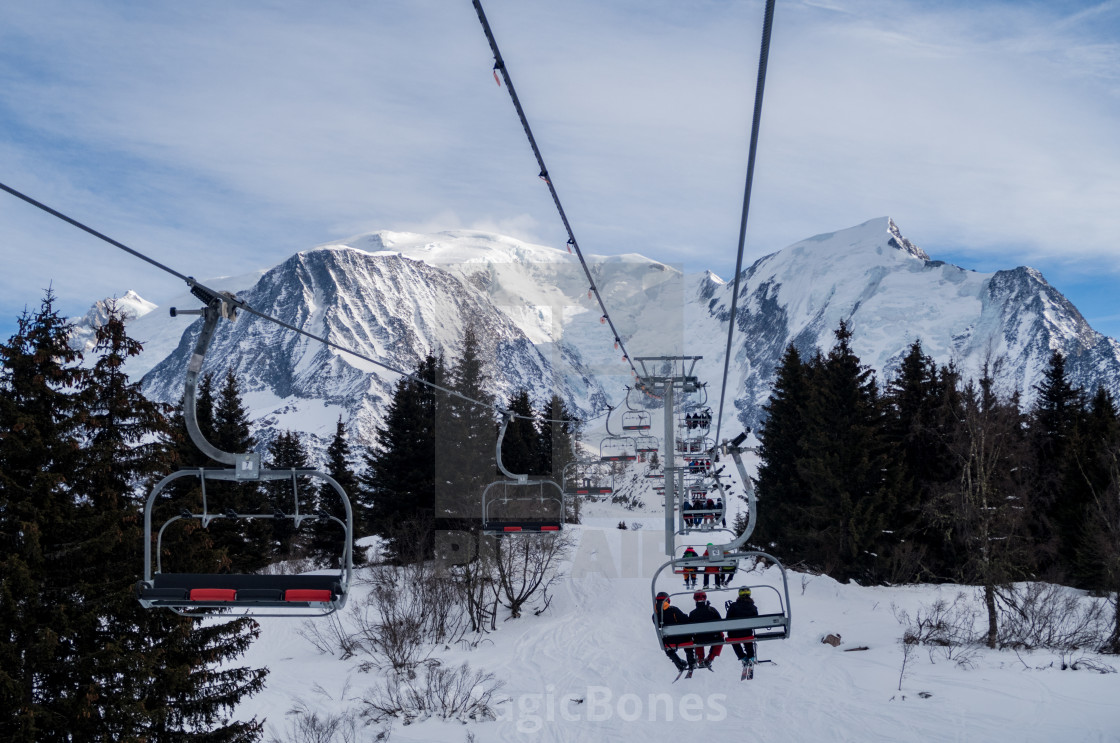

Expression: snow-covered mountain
xmin=696 ymin=217 xmax=1120 ymax=429
xmin=71 ymin=218 xmax=1120 ymax=449
xmin=68 ymin=290 xmax=157 ymax=353
xmin=135 ymin=244 xmax=606 ymax=448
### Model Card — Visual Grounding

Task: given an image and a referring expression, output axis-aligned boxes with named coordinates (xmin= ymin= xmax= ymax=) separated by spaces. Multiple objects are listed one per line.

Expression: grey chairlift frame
xmin=481 ymin=412 xmax=567 ymax=534
xmin=562 ymin=458 xmax=614 ymax=496
xmin=136 ymin=292 xmax=354 ymax=617
xmin=621 ymin=409 xmax=652 ymax=431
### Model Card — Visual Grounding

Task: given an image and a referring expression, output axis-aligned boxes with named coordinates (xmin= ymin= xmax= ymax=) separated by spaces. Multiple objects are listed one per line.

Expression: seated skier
xmin=654 ymin=591 xmax=695 ymax=673
xmin=689 ymin=590 xmax=724 ymax=670
xmin=726 ymin=587 xmax=759 ymax=668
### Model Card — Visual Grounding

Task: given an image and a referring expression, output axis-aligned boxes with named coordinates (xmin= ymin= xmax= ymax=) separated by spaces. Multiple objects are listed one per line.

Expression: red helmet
xmin=693 ymin=590 xmax=707 ymax=602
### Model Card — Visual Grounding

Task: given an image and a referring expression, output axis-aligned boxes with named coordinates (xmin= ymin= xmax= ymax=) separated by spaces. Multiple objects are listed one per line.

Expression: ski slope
xmin=234 ymin=524 xmax=1120 ymax=742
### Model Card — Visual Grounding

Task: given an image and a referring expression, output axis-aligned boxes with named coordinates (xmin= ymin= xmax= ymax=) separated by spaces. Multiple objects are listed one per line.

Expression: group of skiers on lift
xmin=686 ymin=458 xmax=713 ymax=474
xmin=680 ymin=544 xmax=735 ymax=587
xmin=653 ymin=587 xmax=758 ymax=674
xmin=684 ymin=411 xmax=712 ymax=430
xmin=681 ymin=497 xmax=725 ymax=528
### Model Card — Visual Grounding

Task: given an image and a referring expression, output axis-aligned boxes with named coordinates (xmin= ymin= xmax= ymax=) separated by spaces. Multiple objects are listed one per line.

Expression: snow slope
xmin=234 ymin=521 xmax=1120 ymax=742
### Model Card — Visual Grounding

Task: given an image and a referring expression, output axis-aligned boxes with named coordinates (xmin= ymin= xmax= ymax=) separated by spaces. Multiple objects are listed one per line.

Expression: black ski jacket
xmin=725 ymin=596 xmax=759 ymax=640
xmin=654 ymin=603 xmax=692 ymax=646
xmin=688 ymin=601 xmax=723 ymax=644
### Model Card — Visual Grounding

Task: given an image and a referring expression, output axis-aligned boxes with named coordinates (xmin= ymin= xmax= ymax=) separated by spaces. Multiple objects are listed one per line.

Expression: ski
xmin=672 ymin=668 xmax=687 ymax=683
xmin=741 ymin=660 xmax=755 ymax=681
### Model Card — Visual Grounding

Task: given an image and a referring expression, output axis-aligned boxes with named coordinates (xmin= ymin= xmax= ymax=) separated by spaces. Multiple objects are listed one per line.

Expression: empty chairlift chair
xmin=482 ymin=411 xmax=569 ymax=534
xmin=135 ymin=291 xmax=354 ymax=617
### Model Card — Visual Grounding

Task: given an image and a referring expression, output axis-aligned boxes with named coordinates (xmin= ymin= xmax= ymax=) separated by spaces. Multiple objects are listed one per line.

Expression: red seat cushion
xmin=285 ymin=589 xmax=334 ymax=603
xmin=190 ymin=588 xmax=236 ymax=602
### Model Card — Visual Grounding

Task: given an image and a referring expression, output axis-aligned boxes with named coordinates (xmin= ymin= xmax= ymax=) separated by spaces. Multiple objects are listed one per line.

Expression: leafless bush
xmin=494 ymin=532 xmax=573 ymax=618
xmin=298 ymin=558 xmax=475 ymax=671
xmin=1058 ymin=653 xmax=1116 ymax=673
xmin=362 ymin=570 xmax=431 ymax=673
xmin=996 ymin=582 xmax=1110 ymax=652
xmin=451 ymin=543 xmax=500 ymax=633
xmin=268 ymin=686 xmax=368 ymax=743
xmin=268 ymin=706 xmax=363 ymax=743
xmin=895 ymin=592 xmax=980 ymax=648
xmin=610 ymin=492 xmax=645 ymax=510
xmin=260 ymin=557 xmax=320 ymax=576
xmin=297 ymin=613 xmax=363 ymax=660
xmin=893 ymin=593 xmax=982 ymax=667
xmin=361 ymin=662 xmax=506 ymax=724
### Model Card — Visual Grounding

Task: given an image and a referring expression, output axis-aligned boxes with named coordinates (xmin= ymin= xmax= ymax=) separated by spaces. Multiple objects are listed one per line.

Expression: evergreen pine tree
xmin=882 ymin=341 xmax=961 ymax=581
xmin=360 ymin=354 xmax=443 ymax=560
xmin=0 ymin=292 xmax=89 ymax=741
xmin=263 ymin=429 xmax=311 ymax=561
xmin=501 ymin=389 xmax=538 ymax=475
xmin=1029 ymin=350 xmax=1088 ymax=579
xmin=0 ymin=296 xmax=267 ymax=740
xmin=797 ymin=321 xmax=899 ymax=581
xmin=753 ymin=344 xmax=812 ymax=559
xmin=204 ymin=369 xmax=270 ymax=571
xmin=536 ymin=393 xmax=578 ymax=482
xmin=1072 ymin=387 xmax=1120 ymax=595
xmin=436 ymin=326 xmax=496 ymax=524
xmin=309 ymin=416 xmax=359 ymax=567
xmin=214 ymin=369 xmax=255 ymax=456
xmin=80 ymin=306 xmax=267 ymax=740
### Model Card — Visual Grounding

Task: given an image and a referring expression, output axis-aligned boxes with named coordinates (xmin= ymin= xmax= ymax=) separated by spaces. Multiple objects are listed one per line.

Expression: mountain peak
xmin=886 ymin=217 xmax=930 ymax=260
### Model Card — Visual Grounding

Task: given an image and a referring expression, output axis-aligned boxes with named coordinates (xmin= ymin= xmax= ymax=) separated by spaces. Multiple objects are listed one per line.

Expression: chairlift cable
xmin=712 ymin=0 xmax=776 ymax=453
xmin=471 ymin=0 xmax=641 ymax=382
xmin=0 ymin=179 xmax=579 ymax=427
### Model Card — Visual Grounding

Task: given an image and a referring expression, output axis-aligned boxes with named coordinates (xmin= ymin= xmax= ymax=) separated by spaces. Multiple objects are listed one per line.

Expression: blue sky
xmin=1 ymin=0 xmax=1118 ymax=345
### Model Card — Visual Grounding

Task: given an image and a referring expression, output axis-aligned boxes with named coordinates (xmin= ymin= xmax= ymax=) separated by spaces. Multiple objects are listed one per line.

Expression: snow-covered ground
xmin=233 ymin=519 xmax=1120 ymax=742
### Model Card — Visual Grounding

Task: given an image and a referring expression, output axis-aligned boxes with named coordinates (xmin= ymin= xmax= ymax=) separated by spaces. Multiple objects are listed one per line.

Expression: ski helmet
xmin=738 ymin=587 xmax=752 ymax=598
xmin=655 ymin=591 xmax=670 ymax=602
xmin=693 ymin=590 xmax=707 ymax=602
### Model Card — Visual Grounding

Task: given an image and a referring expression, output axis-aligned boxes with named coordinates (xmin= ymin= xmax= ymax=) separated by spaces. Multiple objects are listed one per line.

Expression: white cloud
xmin=1 ymin=0 xmax=1118 ymax=338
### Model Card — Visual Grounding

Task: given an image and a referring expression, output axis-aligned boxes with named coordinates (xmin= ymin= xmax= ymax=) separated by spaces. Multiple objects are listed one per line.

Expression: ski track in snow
xmin=238 ymin=524 xmax=1120 ymax=742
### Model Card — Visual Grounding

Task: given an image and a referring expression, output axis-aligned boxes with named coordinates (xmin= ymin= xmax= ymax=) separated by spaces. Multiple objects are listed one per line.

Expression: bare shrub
xmin=296 ymin=557 xmax=478 ymax=673
xmin=269 ymin=686 xmax=367 ymax=743
xmin=895 ymin=592 xmax=980 ymax=648
xmin=361 ymin=570 xmax=431 ymax=673
xmin=494 ymin=531 xmax=573 ymax=618
xmin=893 ymin=592 xmax=982 ymax=667
xmin=297 ymin=613 xmax=364 ymax=660
xmin=1059 ymin=654 xmax=1116 ymax=673
xmin=451 ymin=541 xmax=500 ymax=633
xmin=361 ymin=662 xmax=506 ymax=724
xmin=268 ymin=706 xmax=363 ymax=743
xmin=996 ymin=582 xmax=1110 ymax=652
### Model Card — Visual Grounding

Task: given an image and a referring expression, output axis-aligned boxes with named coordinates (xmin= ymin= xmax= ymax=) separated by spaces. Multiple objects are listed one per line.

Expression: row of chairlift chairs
xmin=135 ymin=301 xmax=790 ymax=662
xmin=651 ymin=399 xmax=792 ymax=666
xmin=483 ymin=389 xmax=793 ymax=661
